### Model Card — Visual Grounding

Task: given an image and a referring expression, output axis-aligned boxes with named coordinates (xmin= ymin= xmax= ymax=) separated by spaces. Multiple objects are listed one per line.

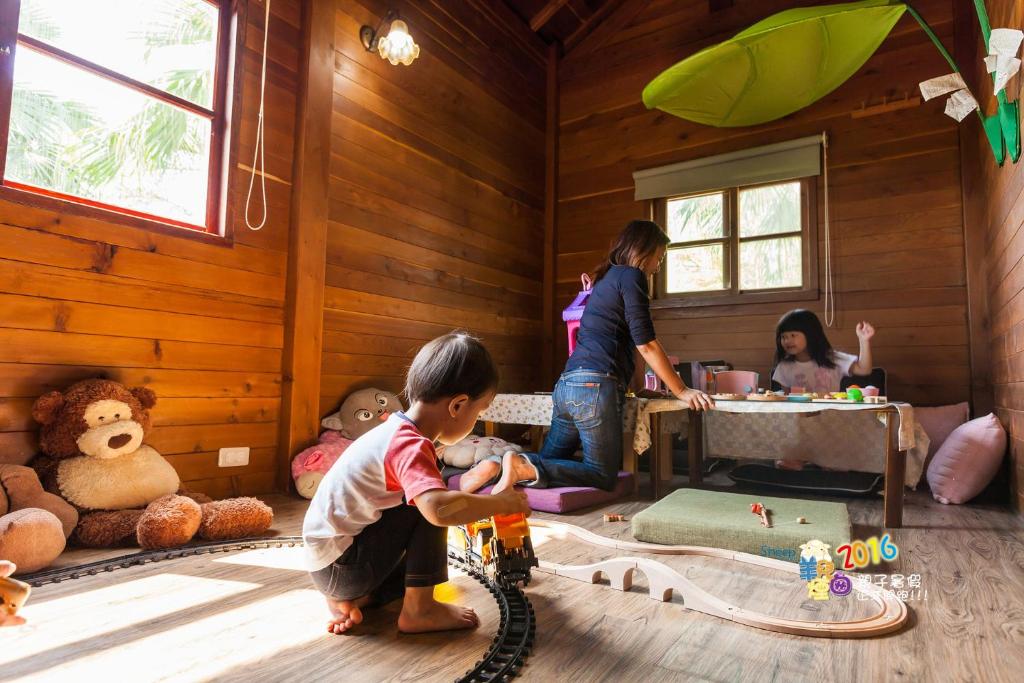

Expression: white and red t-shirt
xmin=302 ymin=412 xmax=445 ymax=571
xmin=772 ymin=351 xmax=858 ymax=394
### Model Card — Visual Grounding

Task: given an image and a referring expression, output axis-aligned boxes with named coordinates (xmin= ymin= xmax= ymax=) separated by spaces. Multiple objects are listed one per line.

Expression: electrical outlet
xmin=218 ymin=447 xmax=250 ymax=467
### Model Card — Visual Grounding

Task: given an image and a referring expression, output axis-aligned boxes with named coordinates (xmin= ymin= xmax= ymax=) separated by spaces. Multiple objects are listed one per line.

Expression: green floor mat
xmin=631 ymin=489 xmax=851 ymax=563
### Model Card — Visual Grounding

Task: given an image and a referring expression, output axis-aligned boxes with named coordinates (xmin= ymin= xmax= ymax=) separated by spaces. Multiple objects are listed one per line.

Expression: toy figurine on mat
xmin=0 ymin=561 xmax=29 ymax=626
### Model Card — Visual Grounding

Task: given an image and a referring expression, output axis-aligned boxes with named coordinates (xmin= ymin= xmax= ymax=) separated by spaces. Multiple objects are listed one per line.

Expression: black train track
xmin=22 ymin=537 xmax=535 ymax=682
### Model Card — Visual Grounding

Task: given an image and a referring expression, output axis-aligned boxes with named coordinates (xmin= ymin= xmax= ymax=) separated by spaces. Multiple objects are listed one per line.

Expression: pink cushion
xmin=926 ymin=413 xmax=1006 ymax=504
xmin=915 ymin=403 xmax=970 ymax=468
xmin=447 ymin=471 xmax=634 ymax=513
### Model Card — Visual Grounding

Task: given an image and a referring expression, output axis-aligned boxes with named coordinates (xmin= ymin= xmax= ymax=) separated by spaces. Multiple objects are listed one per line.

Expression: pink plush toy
xmin=292 ymin=387 xmax=404 ymax=498
xmin=291 ymin=431 xmax=352 ymax=499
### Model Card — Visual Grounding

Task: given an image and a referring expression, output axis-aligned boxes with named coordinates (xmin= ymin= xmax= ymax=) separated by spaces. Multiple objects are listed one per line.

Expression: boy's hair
xmin=774 ymin=309 xmax=837 ymax=369
xmin=405 ymin=332 xmax=499 ymax=403
xmin=592 ymin=219 xmax=670 ymax=283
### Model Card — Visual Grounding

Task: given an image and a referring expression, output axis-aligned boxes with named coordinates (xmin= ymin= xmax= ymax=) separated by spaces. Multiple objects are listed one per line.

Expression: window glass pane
xmin=666 ymin=244 xmax=726 ymax=293
xmin=18 ymin=0 xmax=218 ymax=108
xmin=6 ymin=48 xmax=211 ymax=226
xmin=739 ymin=181 xmax=801 ymax=237
xmin=666 ymin=192 xmax=725 ymax=242
xmin=739 ymin=236 xmax=802 ymax=290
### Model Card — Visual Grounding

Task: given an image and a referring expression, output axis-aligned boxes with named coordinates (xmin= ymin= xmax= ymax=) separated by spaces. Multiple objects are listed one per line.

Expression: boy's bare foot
xmin=398 ymin=598 xmax=480 ymax=634
xmin=492 ymin=451 xmax=538 ymax=494
xmin=325 ymin=594 xmax=371 ymax=635
xmin=459 ymin=459 xmax=500 ymax=492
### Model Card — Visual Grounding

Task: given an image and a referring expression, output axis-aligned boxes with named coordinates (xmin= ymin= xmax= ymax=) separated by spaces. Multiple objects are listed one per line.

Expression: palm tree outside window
xmin=0 ymin=0 xmax=233 ymax=235
xmin=655 ymin=179 xmax=819 ymax=306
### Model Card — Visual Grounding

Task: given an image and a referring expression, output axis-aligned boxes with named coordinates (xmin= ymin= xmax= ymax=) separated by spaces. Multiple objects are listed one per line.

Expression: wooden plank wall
xmin=555 ymin=0 xmax=971 ymax=406
xmin=321 ymin=0 xmax=547 ymax=415
xmin=0 ymin=0 xmax=302 ymax=498
xmin=958 ymin=0 xmax=1022 ymax=510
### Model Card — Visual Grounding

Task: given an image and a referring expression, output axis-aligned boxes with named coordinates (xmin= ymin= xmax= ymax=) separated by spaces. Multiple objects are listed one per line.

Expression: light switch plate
xmin=218 ymin=447 xmax=250 ymax=467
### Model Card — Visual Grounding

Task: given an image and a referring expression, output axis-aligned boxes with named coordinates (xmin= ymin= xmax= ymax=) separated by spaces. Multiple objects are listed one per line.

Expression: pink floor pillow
xmin=914 ymin=402 xmax=969 ymax=470
xmin=926 ymin=413 xmax=1006 ymax=504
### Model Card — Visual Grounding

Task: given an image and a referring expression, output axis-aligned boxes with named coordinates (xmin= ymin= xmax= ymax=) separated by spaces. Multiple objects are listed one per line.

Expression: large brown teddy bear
xmin=31 ymin=379 xmax=273 ymax=550
xmin=0 ymin=464 xmax=78 ymax=573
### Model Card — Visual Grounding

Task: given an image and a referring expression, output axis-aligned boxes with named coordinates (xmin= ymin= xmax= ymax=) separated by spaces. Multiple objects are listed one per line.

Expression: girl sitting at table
xmin=459 ymin=219 xmax=714 ymax=494
xmin=772 ymin=309 xmax=875 ymax=470
xmin=772 ymin=309 xmax=875 ymax=395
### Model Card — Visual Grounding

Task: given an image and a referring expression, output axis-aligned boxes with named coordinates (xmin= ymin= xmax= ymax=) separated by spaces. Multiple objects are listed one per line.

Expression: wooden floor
xmin=4 ymin=479 xmax=1024 ymax=683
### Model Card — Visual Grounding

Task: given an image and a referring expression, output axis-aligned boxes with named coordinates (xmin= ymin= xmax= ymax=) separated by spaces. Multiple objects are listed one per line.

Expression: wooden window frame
xmin=0 ymin=0 xmax=244 ymax=243
xmin=652 ymin=178 xmax=819 ymax=310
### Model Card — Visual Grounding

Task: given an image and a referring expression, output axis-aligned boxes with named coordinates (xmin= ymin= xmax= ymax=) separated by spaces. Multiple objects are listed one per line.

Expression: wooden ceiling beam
xmin=530 ymin=0 xmax=572 ymax=31
xmin=564 ymin=0 xmax=646 ymax=57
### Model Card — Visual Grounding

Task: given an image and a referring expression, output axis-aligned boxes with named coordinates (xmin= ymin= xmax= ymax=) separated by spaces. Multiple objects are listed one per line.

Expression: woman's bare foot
xmin=398 ymin=596 xmax=480 ymax=634
xmin=325 ymin=594 xmax=371 ymax=634
xmin=459 ymin=459 xmax=500 ymax=492
xmin=492 ymin=451 xmax=538 ymax=494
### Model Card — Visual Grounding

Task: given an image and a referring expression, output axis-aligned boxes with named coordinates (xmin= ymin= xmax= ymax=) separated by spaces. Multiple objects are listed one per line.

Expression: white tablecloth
xmin=478 ymin=394 xmax=685 ymax=454
xmin=659 ymin=400 xmax=927 ymax=487
xmin=481 ymin=395 xmax=927 ymax=488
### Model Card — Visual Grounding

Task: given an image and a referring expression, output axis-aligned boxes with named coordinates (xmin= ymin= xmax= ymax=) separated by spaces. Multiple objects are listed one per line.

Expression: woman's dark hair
xmin=592 ymin=219 xmax=670 ymax=282
xmin=405 ymin=332 xmax=499 ymax=403
xmin=774 ymin=309 xmax=836 ymax=369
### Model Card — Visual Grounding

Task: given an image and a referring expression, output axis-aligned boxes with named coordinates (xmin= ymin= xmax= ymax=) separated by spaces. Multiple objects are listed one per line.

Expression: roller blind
xmin=632 ymin=134 xmax=823 ymax=200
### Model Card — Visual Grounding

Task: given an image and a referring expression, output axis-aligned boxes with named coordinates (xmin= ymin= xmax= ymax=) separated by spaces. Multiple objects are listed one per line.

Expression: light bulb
xmin=377 ymin=19 xmax=420 ymax=66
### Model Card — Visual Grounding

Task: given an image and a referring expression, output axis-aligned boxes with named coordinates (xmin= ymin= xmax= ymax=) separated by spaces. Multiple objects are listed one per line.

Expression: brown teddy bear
xmin=31 ymin=379 xmax=273 ymax=550
xmin=0 ymin=464 xmax=78 ymax=574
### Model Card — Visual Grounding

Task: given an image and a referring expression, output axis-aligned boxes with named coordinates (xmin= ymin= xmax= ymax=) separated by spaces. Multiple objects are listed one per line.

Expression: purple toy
xmin=562 ymin=273 xmax=593 ymax=356
xmin=291 ymin=430 xmax=353 ymax=499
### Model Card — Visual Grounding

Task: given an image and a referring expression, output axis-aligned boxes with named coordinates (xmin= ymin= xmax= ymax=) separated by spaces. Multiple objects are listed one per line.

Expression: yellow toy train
xmin=453 ymin=512 xmax=538 ymax=588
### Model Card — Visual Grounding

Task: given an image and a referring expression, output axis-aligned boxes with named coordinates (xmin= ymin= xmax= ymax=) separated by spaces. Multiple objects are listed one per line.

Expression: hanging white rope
xmin=244 ymin=0 xmax=271 ymax=231
xmin=822 ymin=131 xmax=835 ymax=327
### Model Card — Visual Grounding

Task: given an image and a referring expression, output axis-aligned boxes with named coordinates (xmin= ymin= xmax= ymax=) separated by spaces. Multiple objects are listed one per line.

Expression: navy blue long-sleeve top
xmin=564 ymin=265 xmax=657 ymax=387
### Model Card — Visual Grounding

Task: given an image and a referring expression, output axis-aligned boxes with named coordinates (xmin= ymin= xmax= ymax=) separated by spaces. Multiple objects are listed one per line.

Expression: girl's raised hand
xmin=856 ymin=322 xmax=876 ymax=341
xmin=676 ymin=388 xmax=715 ymax=412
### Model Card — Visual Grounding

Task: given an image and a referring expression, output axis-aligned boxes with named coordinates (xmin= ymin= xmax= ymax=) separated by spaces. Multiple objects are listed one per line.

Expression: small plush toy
xmin=320 ymin=388 xmax=403 ymax=437
xmin=31 ymin=379 xmax=273 ymax=550
xmin=0 ymin=464 xmax=78 ymax=574
xmin=291 ymin=431 xmax=353 ymax=499
xmin=436 ymin=435 xmax=524 ymax=470
xmin=290 ymin=388 xmax=404 ymax=498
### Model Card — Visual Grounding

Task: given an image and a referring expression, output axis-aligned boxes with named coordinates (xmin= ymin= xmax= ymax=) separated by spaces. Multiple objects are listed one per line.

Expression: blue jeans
xmin=524 ymin=369 xmax=624 ymax=491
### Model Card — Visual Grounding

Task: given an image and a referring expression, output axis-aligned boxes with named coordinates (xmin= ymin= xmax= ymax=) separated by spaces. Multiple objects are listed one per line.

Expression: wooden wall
xmin=958 ymin=0 xmax=1021 ymax=510
xmin=320 ymin=0 xmax=547 ymax=415
xmin=555 ymin=0 xmax=971 ymax=406
xmin=0 ymin=0 xmax=302 ymax=497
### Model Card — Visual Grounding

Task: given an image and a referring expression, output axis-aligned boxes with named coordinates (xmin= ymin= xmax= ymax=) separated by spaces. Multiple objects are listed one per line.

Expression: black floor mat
xmin=728 ymin=463 xmax=883 ymax=496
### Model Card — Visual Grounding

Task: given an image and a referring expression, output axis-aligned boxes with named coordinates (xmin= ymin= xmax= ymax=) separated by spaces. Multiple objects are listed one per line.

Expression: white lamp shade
xmin=377 ymin=19 xmax=420 ymax=66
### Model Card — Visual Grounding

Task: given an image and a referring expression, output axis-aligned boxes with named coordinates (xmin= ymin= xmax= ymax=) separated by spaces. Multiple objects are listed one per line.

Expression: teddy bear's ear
xmin=32 ymin=391 xmax=65 ymax=425
xmin=130 ymin=386 xmax=157 ymax=409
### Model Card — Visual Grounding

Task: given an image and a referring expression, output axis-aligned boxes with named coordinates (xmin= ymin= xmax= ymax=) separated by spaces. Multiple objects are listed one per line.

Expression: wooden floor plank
xmin=9 ymin=481 xmax=1023 ymax=682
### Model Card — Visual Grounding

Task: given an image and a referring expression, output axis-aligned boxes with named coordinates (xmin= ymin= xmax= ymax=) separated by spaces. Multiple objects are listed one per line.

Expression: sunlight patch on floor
xmin=7 ymin=588 xmax=328 ymax=683
xmin=2 ymin=574 xmax=262 ymax=665
xmin=213 ymin=545 xmax=309 ymax=571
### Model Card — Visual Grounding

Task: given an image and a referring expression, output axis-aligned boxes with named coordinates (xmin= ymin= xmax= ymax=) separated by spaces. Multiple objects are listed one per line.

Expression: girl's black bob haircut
xmin=774 ymin=309 xmax=836 ymax=369
xmin=405 ymin=332 xmax=499 ymax=403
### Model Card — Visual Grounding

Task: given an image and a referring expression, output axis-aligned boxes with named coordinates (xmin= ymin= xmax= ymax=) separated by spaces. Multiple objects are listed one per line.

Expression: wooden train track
xmin=528 ymin=519 xmax=908 ymax=638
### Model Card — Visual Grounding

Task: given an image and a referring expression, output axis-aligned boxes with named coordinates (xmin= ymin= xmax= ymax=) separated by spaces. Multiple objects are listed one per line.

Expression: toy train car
xmin=452 ymin=512 xmax=539 ymax=588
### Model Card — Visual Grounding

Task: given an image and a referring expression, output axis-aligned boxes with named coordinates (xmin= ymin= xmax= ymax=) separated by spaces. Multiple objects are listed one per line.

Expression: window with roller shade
xmin=634 ymin=136 xmax=821 ymax=306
